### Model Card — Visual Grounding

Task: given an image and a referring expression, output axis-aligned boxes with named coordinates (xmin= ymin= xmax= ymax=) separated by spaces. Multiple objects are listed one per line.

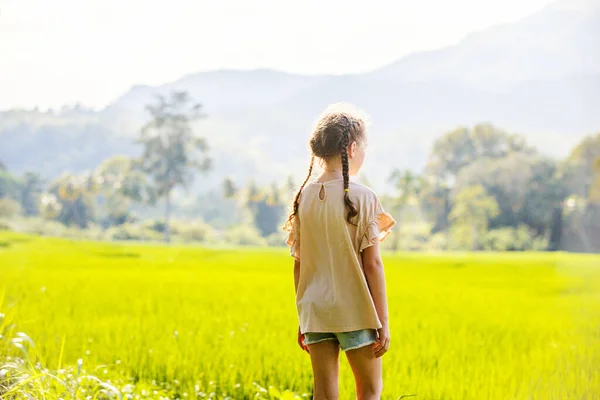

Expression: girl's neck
xmin=318 ymin=168 xmax=344 ymax=182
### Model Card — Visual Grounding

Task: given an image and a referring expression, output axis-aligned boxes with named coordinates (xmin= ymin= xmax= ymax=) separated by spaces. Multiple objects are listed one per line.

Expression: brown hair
xmin=284 ymin=104 xmax=368 ymax=231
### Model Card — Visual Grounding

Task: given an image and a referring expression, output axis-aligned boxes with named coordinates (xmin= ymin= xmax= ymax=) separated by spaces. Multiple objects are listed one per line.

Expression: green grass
xmin=1 ymin=231 xmax=600 ymax=399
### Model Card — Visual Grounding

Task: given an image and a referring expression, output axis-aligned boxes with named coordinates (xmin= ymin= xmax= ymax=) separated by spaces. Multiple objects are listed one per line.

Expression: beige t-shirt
xmin=286 ymin=178 xmax=396 ymax=334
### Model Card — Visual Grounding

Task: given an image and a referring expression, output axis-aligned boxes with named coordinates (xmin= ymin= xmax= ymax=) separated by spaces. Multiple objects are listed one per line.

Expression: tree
xmin=426 ymin=124 xmax=535 ymax=181
xmin=244 ymin=180 xmax=285 ymax=237
xmin=452 ymin=154 xmax=569 ymax=236
xmin=0 ymin=169 xmax=21 ymax=200
xmin=0 ymin=198 xmax=21 ymax=218
xmin=589 ymin=157 xmax=600 ymax=205
xmin=388 ymin=169 xmax=427 ymax=249
xmin=39 ymin=193 xmax=62 ymax=220
xmin=20 ymin=172 xmax=44 ymax=216
xmin=389 ymin=169 xmax=425 ymax=207
xmin=222 ymin=177 xmax=238 ymax=199
xmin=136 ymin=91 xmax=211 ymax=242
xmin=566 ymin=132 xmax=600 ymax=200
xmin=449 ymin=185 xmax=500 ymax=250
xmin=49 ymin=172 xmax=101 ymax=228
xmin=95 ymin=156 xmax=149 ymax=226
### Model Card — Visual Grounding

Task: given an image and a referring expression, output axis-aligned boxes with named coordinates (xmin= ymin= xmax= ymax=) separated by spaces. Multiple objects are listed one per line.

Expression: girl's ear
xmin=349 ymin=141 xmax=357 ymax=158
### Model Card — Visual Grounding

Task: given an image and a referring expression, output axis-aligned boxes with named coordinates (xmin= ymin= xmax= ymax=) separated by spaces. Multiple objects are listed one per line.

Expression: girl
xmin=284 ymin=104 xmax=396 ymax=400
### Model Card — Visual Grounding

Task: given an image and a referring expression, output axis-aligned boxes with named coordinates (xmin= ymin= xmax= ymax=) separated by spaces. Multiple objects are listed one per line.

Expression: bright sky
xmin=0 ymin=0 xmax=556 ymax=110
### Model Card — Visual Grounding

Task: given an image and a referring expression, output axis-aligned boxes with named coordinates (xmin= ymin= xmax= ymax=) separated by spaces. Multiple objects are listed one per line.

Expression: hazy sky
xmin=1 ymin=0 xmax=556 ymax=110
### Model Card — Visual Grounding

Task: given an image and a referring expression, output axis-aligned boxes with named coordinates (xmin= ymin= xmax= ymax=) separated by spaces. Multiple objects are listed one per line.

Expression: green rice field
xmin=1 ymin=231 xmax=599 ymax=399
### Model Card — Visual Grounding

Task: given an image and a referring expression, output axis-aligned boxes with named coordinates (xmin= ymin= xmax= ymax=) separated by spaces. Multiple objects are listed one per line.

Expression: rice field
xmin=1 ymin=231 xmax=599 ymax=399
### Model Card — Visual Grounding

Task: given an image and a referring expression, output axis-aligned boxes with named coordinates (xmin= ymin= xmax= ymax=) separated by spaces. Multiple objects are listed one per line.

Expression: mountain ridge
xmin=2 ymin=0 xmax=599 ymax=194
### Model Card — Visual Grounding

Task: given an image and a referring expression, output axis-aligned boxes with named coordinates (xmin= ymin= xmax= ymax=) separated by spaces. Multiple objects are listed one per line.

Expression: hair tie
xmin=344 ymin=188 xmax=349 ymax=193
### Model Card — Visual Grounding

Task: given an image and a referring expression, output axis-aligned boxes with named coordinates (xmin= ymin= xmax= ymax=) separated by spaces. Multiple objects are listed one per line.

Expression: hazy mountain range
xmin=1 ymin=0 xmax=599 ymax=193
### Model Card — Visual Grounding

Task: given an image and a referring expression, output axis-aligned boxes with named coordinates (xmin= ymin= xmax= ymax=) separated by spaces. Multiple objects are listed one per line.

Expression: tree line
xmin=1 ymin=91 xmax=599 ymax=252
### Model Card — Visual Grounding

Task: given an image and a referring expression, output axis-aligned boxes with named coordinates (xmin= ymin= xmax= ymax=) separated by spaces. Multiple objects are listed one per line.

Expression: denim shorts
xmin=303 ymin=329 xmax=378 ymax=352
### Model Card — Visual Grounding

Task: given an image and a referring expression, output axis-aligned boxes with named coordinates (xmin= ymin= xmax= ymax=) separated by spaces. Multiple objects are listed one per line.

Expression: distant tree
xmin=244 ymin=180 xmax=285 ymax=237
xmin=569 ymin=132 xmax=600 ymax=169
xmin=136 ymin=91 xmax=211 ymax=242
xmin=389 ymin=169 xmax=425 ymax=207
xmin=0 ymin=198 xmax=21 ymax=218
xmin=589 ymin=157 xmax=600 ymax=205
xmin=426 ymin=124 xmax=536 ymax=181
xmin=449 ymin=185 xmax=500 ymax=250
xmin=96 ymin=156 xmax=149 ymax=226
xmin=0 ymin=160 xmax=6 ymax=170
xmin=521 ymin=158 xmax=570 ymax=236
xmin=388 ymin=169 xmax=427 ymax=249
xmin=49 ymin=172 xmax=101 ymax=228
xmin=39 ymin=193 xmax=62 ymax=220
xmin=222 ymin=177 xmax=238 ymax=199
xmin=0 ymin=169 xmax=21 ymax=200
xmin=566 ymin=132 xmax=600 ymax=200
xmin=453 ymin=154 xmax=569 ymax=236
xmin=419 ymin=178 xmax=451 ymax=233
xmin=20 ymin=172 xmax=44 ymax=216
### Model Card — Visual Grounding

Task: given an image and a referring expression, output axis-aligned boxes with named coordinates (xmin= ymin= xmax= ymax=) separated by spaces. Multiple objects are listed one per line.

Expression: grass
xmin=1 ymin=231 xmax=599 ymax=399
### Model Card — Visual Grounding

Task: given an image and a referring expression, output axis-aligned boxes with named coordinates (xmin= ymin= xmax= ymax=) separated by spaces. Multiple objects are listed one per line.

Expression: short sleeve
xmin=285 ymin=214 xmax=300 ymax=261
xmin=359 ymin=196 xmax=396 ymax=252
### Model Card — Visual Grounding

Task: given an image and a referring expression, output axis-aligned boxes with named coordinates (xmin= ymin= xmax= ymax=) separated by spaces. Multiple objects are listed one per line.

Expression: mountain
xmin=1 ymin=0 xmax=599 ymax=193
xmin=373 ymin=0 xmax=600 ymax=89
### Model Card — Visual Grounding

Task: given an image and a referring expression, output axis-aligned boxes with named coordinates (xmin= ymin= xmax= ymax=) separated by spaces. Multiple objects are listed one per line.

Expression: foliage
xmin=3 ymin=122 xmax=600 ymax=252
xmin=244 ymin=180 xmax=287 ymax=237
xmin=454 ymin=154 xmax=569 ymax=234
xmin=94 ymin=155 xmax=150 ymax=226
xmin=0 ymin=170 xmax=21 ymax=200
xmin=47 ymin=172 xmax=102 ymax=229
xmin=565 ymin=132 xmax=600 ymax=201
xmin=1 ymin=234 xmax=599 ymax=399
xmin=0 ymin=198 xmax=22 ymax=218
xmin=223 ymin=224 xmax=267 ymax=246
xmin=449 ymin=185 xmax=500 ymax=250
xmin=169 ymin=219 xmax=218 ymax=243
xmin=386 ymin=222 xmax=432 ymax=252
xmin=104 ymin=223 xmax=162 ymax=242
xmin=426 ymin=123 xmax=536 ymax=180
xmin=481 ymin=225 xmax=548 ymax=251
xmin=137 ymin=91 xmax=212 ymax=241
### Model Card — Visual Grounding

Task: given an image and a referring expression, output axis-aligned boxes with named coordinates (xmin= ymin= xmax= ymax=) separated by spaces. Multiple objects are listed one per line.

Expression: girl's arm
xmin=362 ymin=241 xmax=390 ymax=357
xmin=293 ymin=259 xmax=300 ymax=294
xmin=293 ymin=259 xmax=309 ymax=353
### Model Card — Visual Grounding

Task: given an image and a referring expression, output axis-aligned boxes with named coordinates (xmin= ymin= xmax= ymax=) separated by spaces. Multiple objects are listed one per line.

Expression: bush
xmin=171 ymin=219 xmax=217 ymax=243
xmin=0 ymin=219 xmax=12 ymax=231
xmin=223 ymin=224 xmax=267 ymax=246
xmin=266 ymin=232 xmax=286 ymax=247
xmin=482 ymin=224 xmax=548 ymax=251
xmin=395 ymin=222 xmax=432 ymax=251
xmin=0 ymin=198 xmax=22 ymax=218
xmin=425 ymin=232 xmax=449 ymax=251
xmin=144 ymin=219 xmax=168 ymax=233
xmin=482 ymin=227 xmax=515 ymax=251
xmin=104 ymin=223 xmax=162 ymax=241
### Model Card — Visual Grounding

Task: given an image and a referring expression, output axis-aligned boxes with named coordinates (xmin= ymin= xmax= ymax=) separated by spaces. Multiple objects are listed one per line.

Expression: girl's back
xmin=290 ymin=178 xmax=394 ymax=333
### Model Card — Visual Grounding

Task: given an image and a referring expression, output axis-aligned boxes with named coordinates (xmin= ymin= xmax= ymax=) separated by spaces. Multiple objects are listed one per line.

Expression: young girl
xmin=284 ymin=104 xmax=396 ymax=400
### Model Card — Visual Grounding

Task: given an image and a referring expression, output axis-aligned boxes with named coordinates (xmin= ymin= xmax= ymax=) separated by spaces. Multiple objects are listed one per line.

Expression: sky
xmin=0 ymin=0 xmax=557 ymax=110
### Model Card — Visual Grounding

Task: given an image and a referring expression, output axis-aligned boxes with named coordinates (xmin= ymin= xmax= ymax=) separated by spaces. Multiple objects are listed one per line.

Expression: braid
xmin=340 ymin=128 xmax=358 ymax=224
xmin=284 ymin=155 xmax=315 ymax=230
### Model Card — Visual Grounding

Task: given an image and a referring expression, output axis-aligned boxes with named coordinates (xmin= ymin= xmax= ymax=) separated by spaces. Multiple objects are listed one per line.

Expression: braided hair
xmin=284 ymin=104 xmax=366 ymax=231
xmin=339 ymin=119 xmax=358 ymax=223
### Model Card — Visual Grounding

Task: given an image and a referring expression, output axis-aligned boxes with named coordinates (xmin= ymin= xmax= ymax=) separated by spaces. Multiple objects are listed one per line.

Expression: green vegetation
xmin=2 ymin=96 xmax=600 ymax=251
xmin=1 ymin=232 xmax=599 ymax=399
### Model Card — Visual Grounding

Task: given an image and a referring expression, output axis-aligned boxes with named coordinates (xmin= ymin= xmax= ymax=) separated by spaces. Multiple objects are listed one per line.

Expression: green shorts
xmin=303 ymin=329 xmax=378 ymax=352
